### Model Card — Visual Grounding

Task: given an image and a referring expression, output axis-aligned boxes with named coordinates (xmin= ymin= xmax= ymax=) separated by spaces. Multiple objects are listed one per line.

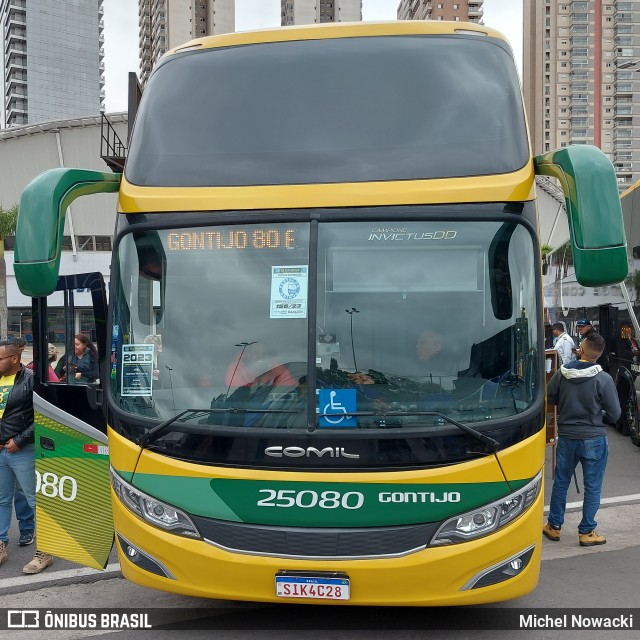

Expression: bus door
xmin=31 ymin=271 xmax=114 ymax=570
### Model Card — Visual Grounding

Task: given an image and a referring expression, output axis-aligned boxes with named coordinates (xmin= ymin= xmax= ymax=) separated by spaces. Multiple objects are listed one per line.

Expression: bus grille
xmin=189 ymin=515 xmax=440 ymax=559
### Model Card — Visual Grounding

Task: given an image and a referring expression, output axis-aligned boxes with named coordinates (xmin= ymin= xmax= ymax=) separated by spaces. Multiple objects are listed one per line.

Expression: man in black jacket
xmin=0 ymin=340 xmax=52 ymax=573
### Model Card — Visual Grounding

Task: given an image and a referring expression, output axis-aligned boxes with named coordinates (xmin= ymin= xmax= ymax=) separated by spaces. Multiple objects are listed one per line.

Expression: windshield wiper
xmin=316 ymin=410 xmax=500 ymax=453
xmin=138 ymin=409 xmax=213 ymax=448
xmin=138 ymin=407 xmax=303 ymax=448
xmin=390 ymin=411 xmax=500 ymax=452
xmin=207 ymin=408 xmax=302 ymax=414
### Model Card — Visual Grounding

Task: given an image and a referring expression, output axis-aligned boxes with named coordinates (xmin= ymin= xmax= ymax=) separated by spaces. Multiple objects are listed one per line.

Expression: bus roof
xmin=122 ymin=21 xmax=531 ymax=213
xmin=165 ymin=20 xmax=511 ymax=59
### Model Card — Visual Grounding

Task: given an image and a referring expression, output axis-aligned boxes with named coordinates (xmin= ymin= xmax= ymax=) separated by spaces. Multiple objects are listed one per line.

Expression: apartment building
xmin=1 ymin=0 xmax=104 ymax=127
xmin=281 ymin=0 xmax=362 ymax=26
xmin=139 ymin=0 xmax=235 ymax=85
xmin=523 ymin=1 xmax=640 ymax=191
xmin=397 ymin=0 xmax=484 ymax=23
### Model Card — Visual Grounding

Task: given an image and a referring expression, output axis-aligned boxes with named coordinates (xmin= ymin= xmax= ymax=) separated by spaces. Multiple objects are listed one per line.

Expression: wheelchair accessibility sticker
xmin=318 ymin=389 xmax=357 ymax=428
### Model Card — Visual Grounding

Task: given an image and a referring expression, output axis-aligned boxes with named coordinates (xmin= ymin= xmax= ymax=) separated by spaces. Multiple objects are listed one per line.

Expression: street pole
xmin=227 ymin=341 xmax=257 ymax=396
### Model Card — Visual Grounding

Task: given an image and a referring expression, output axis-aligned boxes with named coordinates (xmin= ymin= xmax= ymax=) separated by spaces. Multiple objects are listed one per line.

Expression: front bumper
xmin=112 ymin=488 xmax=543 ymax=606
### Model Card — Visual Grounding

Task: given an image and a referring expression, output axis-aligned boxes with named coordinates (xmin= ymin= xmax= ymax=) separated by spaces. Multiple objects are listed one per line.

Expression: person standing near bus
xmin=55 ymin=334 xmax=99 ymax=383
xmin=543 ymin=332 xmax=620 ymax=547
xmin=552 ymin=322 xmax=576 ymax=366
xmin=576 ymin=319 xmax=609 ymax=372
xmin=10 ymin=338 xmax=37 ymax=548
xmin=0 ymin=340 xmax=53 ymax=572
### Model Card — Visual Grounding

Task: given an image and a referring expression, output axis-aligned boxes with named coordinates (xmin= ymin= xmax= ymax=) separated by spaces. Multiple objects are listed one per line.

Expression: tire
xmin=616 ymin=389 xmax=630 ymax=436
xmin=628 ymin=396 xmax=640 ymax=447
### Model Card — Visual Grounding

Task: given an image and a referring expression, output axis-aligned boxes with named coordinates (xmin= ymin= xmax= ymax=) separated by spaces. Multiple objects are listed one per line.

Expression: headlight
xmin=431 ymin=471 xmax=542 ymax=545
xmin=110 ymin=467 xmax=201 ymax=539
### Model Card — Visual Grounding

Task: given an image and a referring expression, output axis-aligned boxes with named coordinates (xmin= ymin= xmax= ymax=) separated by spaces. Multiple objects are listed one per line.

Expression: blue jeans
xmin=14 ymin=481 xmax=35 ymax=534
xmin=548 ymin=436 xmax=608 ymax=534
xmin=0 ymin=444 xmax=36 ymax=543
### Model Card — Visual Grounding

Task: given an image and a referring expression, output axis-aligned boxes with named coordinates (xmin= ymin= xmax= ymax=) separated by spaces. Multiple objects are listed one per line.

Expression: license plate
xmin=275 ymin=575 xmax=350 ymax=600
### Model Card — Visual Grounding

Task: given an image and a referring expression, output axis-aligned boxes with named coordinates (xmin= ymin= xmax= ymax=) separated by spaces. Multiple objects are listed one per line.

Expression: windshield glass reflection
xmin=111 ymin=219 xmax=539 ymax=451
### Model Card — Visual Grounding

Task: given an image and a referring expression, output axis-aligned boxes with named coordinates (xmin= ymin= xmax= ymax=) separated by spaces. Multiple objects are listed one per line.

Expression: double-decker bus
xmin=15 ymin=22 xmax=626 ymax=605
xmin=544 ymin=180 xmax=640 ymax=448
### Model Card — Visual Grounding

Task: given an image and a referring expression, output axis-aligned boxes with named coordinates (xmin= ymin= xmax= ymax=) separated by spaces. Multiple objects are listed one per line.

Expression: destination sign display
xmin=167 ymin=228 xmax=296 ymax=252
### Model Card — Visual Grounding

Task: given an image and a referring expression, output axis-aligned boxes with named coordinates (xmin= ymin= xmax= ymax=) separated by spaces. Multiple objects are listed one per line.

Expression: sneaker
xmin=0 ymin=541 xmax=6 ymax=566
xmin=543 ymin=522 xmax=561 ymax=541
xmin=22 ymin=550 xmax=53 ymax=574
xmin=579 ymin=530 xmax=606 ymax=547
xmin=18 ymin=531 xmax=35 ymax=546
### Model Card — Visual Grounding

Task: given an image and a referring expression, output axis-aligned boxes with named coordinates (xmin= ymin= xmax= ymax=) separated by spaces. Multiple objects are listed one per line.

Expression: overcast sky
xmin=104 ymin=0 xmax=523 ymax=113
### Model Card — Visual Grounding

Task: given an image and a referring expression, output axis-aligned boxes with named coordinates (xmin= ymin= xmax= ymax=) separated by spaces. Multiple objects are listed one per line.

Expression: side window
xmin=48 ymin=301 xmax=100 ymax=385
xmin=31 ymin=272 xmax=108 ymax=433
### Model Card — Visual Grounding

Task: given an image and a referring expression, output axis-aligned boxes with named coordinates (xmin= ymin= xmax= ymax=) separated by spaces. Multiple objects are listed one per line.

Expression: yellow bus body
xmin=109 ymin=21 xmax=543 ymax=605
xmin=110 ymin=428 xmax=545 ymax=605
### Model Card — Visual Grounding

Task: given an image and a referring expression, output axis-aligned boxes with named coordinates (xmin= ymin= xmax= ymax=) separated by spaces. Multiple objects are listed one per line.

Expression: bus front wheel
xmin=627 ymin=396 xmax=640 ymax=447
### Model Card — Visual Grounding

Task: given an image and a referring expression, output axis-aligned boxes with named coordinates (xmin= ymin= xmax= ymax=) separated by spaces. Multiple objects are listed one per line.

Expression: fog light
xmin=461 ymin=545 xmax=535 ymax=590
xmin=117 ymin=533 xmax=176 ymax=580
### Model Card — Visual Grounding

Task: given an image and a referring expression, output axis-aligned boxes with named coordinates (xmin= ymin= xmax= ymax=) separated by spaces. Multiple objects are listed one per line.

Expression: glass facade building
xmin=1 ymin=0 xmax=104 ymax=127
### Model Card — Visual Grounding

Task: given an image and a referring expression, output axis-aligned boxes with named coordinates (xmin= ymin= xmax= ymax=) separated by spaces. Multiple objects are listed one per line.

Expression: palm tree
xmin=0 ymin=204 xmax=19 ymax=340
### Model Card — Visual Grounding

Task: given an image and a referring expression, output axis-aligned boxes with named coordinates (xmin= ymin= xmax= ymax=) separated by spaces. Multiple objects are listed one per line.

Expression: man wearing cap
xmin=576 ymin=319 xmax=609 ymax=372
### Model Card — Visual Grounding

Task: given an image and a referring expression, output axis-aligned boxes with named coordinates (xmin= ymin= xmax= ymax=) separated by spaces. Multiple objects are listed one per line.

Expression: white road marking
xmin=544 ymin=492 xmax=640 ymax=512
xmin=0 ymin=562 xmax=120 ymax=590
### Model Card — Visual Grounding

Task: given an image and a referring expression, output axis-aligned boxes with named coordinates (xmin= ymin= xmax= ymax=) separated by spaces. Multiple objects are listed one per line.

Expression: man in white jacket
xmin=552 ymin=322 xmax=576 ymax=366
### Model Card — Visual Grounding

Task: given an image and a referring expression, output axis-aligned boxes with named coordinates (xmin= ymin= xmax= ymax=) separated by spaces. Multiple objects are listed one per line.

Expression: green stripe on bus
xmin=126 ymin=473 xmax=532 ymax=527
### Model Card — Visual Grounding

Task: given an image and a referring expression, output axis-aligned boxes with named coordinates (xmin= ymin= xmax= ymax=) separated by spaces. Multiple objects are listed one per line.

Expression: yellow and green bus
xmin=15 ymin=21 xmax=626 ymax=605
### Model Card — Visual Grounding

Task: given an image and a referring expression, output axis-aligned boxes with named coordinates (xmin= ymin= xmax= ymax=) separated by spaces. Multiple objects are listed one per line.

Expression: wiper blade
xmin=138 ymin=408 xmax=215 ymax=448
xmin=208 ymin=408 xmax=302 ymax=415
xmin=138 ymin=407 xmax=303 ymax=448
xmin=319 ymin=410 xmax=500 ymax=453
xmin=390 ymin=411 xmax=500 ymax=452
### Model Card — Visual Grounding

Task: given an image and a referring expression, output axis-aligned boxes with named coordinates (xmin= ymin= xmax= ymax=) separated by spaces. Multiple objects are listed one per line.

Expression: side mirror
xmin=14 ymin=169 xmax=120 ymax=297
xmin=535 ymin=145 xmax=627 ymax=287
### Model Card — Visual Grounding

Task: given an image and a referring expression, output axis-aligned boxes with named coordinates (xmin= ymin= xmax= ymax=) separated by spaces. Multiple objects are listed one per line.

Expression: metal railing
xmin=100 ymin=113 xmax=127 ymax=173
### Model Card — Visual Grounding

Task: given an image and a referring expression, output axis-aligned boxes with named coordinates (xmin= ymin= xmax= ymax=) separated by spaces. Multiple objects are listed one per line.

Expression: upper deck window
xmin=126 ymin=35 xmax=528 ymax=187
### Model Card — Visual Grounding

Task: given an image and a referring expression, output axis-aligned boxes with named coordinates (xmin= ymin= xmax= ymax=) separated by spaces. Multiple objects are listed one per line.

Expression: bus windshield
xmin=111 ymin=216 xmax=540 ymax=452
xmin=126 ymin=35 xmax=528 ymax=187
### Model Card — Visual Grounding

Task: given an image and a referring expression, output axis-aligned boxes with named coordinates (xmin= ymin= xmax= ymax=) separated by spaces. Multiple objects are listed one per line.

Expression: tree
xmin=0 ymin=204 xmax=19 ymax=340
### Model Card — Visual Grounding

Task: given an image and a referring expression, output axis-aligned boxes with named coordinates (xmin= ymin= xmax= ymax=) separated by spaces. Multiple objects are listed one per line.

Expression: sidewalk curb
xmin=0 ymin=562 xmax=121 ymax=596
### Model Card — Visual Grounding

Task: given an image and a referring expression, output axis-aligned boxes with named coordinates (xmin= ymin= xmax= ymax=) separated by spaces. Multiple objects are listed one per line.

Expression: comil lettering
xmin=265 ymin=446 xmax=360 ymax=459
